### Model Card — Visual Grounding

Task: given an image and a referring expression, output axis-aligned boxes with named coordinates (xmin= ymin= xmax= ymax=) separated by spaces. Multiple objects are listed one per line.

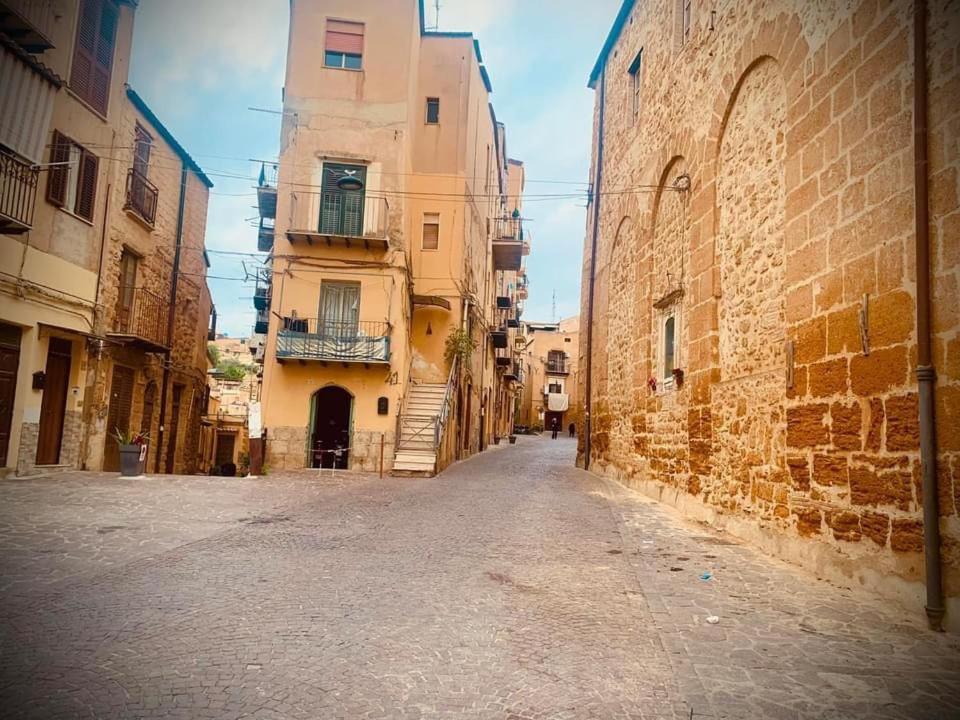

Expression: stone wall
xmin=265 ymin=426 xmax=396 ymax=473
xmin=581 ymin=0 xmax=960 ymax=628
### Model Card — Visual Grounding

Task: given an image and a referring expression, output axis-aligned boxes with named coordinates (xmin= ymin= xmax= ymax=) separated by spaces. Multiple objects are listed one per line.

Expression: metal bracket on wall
xmin=785 ymin=339 xmax=795 ymax=389
xmin=858 ymin=293 xmax=870 ymax=356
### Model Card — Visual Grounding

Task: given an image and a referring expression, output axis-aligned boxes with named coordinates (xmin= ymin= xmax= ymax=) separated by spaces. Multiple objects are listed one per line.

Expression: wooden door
xmin=0 ymin=323 xmax=21 ymax=467
xmin=36 ymin=338 xmax=72 ymax=465
xmin=103 ymin=365 xmax=135 ymax=471
xmin=164 ymin=384 xmax=183 ymax=473
xmin=214 ymin=432 xmax=236 ymax=467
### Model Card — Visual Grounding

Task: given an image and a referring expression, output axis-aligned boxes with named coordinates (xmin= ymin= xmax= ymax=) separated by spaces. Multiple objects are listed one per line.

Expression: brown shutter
xmin=326 ymin=20 xmax=363 ymax=54
xmin=70 ymin=0 xmax=99 ymax=105
xmin=46 ymin=130 xmax=70 ymax=207
xmin=75 ymin=150 xmax=98 ymax=220
xmin=90 ymin=0 xmax=117 ymax=114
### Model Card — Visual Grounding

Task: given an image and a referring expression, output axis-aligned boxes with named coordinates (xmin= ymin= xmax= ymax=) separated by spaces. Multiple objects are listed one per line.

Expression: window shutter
xmin=90 ymin=0 xmax=117 ymax=114
xmin=75 ymin=150 xmax=99 ymax=220
xmin=422 ymin=214 xmax=439 ymax=249
xmin=326 ymin=20 xmax=363 ymax=54
xmin=70 ymin=0 xmax=98 ymax=104
xmin=46 ymin=131 xmax=70 ymax=207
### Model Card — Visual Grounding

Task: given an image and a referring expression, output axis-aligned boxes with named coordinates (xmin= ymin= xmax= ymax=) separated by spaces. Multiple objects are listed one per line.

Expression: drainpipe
xmin=584 ymin=68 xmax=606 ymax=471
xmin=913 ymin=0 xmax=944 ymax=631
xmin=155 ymin=162 xmax=189 ymax=474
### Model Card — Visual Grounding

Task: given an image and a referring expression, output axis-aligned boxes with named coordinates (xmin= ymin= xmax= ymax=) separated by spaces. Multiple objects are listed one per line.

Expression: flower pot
xmin=119 ymin=443 xmax=145 ymax=477
xmin=493 ymin=436 xmax=501 ymax=445
xmin=508 ymin=435 xmax=517 ymax=444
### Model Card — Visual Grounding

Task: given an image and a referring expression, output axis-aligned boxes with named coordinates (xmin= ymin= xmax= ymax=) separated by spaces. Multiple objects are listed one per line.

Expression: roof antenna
xmin=552 ymin=288 xmax=557 ymax=323
xmin=428 ymin=0 xmax=441 ymax=31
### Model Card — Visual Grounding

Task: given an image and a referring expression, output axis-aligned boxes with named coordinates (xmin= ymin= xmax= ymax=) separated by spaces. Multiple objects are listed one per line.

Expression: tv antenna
xmin=427 ymin=0 xmax=441 ymax=31
xmin=552 ymin=289 xmax=557 ymax=323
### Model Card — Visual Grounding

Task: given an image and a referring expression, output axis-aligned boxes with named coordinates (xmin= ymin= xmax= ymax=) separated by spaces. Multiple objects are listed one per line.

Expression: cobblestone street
xmin=1 ymin=437 xmax=958 ymax=719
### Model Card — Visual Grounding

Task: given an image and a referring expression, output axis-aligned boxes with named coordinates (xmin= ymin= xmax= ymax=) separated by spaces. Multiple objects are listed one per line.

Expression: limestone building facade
xmin=0 ymin=0 xmax=214 ymax=476
xmin=580 ymin=0 xmax=960 ymax=629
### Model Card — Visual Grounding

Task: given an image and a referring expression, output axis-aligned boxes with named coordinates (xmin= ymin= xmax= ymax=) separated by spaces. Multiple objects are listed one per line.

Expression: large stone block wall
xmin=265 ymin=427 xmax=396 ymax=473
xmin=581 ymin=0 xmax=960 ymax=628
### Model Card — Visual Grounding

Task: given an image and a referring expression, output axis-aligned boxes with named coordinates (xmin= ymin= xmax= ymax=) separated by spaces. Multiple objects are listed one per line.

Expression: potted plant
xmin=114 ymin=428 xmax=148 ymax=477
xmin=493 ymin=435 xmax=501 ymax=445
xmin=508 ymin=435 xmax=517 ymax=444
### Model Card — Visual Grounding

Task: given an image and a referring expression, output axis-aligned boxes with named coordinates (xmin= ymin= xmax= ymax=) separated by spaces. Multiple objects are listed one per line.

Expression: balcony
xmin=257 ymin=217 xmax=274 ymax=252
xmin=490 ymin=329 xmax=508 ymax=349
xmin=254 ymin=307 xmax=269 ymax=335
xmin=0 ymin=147 xmax=38 ymax=233
xmin=505 ymin=362 xmax=522 ymax=383
xmin=257 ymin=162 xmax=277 ymax=219
xmin=0 ymin=1 xmax=56 ymax=52
xmin=276 ymin=319 xmax=390 ymax=365
xmin=493 ymin=216 xmax=527 ymax=271
xmin=124 ymin=169 xmax=158 ymax=227
xmin=546 ymin=358 xmax=570 ymax=375
xmin=287 ymin=191 xmax=389 ymax=249
xmin=253 ymin=285 xmax=270 ymax=310
xmin=107 ymin=288 xmax=170 ymax=352
xmin=496 ymin=295 xmax=512 ymax=310
xmin=496 ymin=356 xmax=511 ymax=368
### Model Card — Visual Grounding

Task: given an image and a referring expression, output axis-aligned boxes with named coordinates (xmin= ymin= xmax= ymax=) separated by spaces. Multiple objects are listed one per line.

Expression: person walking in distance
xmin=551 ymin=417 xmax=559 ymax=440
xmin=568 ymin=422 xmax=575 ymax=438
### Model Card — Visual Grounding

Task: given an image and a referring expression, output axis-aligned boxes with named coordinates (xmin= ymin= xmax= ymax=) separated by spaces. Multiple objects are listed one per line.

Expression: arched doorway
xmin=310 ymin=386 xmax=352 ymax=469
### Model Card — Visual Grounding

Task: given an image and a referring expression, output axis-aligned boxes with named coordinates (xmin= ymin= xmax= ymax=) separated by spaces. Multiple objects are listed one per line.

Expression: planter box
xmin=508 ymin=435 xmax=517 ymax=444
xmin=119 ymin=443 xmax=146 ymax=477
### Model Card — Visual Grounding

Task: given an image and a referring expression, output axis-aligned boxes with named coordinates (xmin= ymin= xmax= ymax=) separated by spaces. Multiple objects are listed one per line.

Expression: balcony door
xmin=319 ymin=282 xmax=360 ymax=338
xmin=36 ymin=338 xmax=72 ymax=465
xmin=320 ymin=163 xmax=366 ymax=236
xmin=116 ymin=249 xmax=138 ymax=333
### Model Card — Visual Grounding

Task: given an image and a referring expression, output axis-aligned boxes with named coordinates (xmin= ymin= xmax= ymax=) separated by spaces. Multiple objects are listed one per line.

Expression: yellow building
xmin=0 ymin=0 xmax=214 ymax=476
xmin=257 ymin=0 xmax=529 ymax=475
xmin=517 ymin=317 xmax=581 ymax=434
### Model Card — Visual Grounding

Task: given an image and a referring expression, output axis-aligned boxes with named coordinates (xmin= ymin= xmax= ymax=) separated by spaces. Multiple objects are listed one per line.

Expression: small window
xmin=46 ymin=130 xmax=99 ymax=221
xmin=422 ymin=213 xmax=439 ymax=250
xmin=663 ymin=315 xmax=676 ymax=379
xmin=628 ymin=50 xmax=642 ymax=120
xmin=325 ymin=19 xmax=363 ymax=69
xmin=548 ymin=382 xmax=562 ymax=394
xmin=564 ymin=337 xmax=572 ymax=342
xmin=426 ymin=97 xmax=440 ymax=124
xmin=71 ymin=0 xmax=119 ymax=115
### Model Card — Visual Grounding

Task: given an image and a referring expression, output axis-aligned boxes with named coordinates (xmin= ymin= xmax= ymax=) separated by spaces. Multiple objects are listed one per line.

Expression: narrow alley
xmin=1 ymin=438 xmax=957 ymax=719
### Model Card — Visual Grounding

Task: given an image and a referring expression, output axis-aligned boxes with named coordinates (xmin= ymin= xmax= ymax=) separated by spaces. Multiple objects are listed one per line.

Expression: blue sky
xmin=129 ymin=0 xmax=621 ymax=337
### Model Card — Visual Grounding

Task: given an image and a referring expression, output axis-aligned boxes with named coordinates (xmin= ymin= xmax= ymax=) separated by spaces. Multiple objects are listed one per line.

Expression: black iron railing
xmin=276 ymin=319 xmax=390 ymax=363
xmin=0 ymin=148 xmax=39 ymax=232
xmin=113 ymin=287 xmax=169 ymax=348
xmin=125 ymin=169 xmax=158 ymax=226
xmin=546 ymin=359 xmax=569 ymax=375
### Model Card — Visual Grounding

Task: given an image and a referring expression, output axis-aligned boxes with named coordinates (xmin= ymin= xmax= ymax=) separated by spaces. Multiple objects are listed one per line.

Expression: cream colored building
xmin=256 ymin=0 xmax=529 ymax=475
xmin=517 ymin=317 xmax=581 ymax=434
xmin=0 ymin=0 xmax=214 ymax=476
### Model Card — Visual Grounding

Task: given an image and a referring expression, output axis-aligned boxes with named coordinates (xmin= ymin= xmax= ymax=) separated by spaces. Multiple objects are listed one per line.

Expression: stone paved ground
xmin=0 ymin=437 xmax=957 ymax=719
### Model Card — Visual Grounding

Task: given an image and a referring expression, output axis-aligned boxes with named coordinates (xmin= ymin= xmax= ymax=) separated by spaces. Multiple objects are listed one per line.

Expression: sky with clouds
xmin=129 ymin=0 xmax=622 ymax=337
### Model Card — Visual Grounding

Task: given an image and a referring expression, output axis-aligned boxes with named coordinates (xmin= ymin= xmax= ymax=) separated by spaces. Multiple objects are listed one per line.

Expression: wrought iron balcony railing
xmin=287 ymin=192 xmax=390 ymax=248
xmin=257 ymin=162 xmax=278 ymax=219
xmin=276 ymin=319 xmax=390 ymax=364
xmin=545 ymin=359 xmax=570 ymax=375
xmin=109 ymin=287 xmax=170 ymax=351
xmin=0 ymin=147 xmax=38 ymax=233
xmin=124 ymin=169 xmax=158 ymax=226
xmin=257 ymin=217 xmax=274 ymax=252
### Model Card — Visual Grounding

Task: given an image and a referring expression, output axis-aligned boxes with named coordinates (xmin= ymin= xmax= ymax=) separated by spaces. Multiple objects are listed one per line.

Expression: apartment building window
xmin=548 ymin=382 xmax=562 ymax=394
xmin=680 ymin=0 xmax=693 ymax=45
xmin=126 ymin=124 xmax=158 ymax=225
xmin=71 ymin=0 xmax=119 ymax=115
xmin=133 ymin=124 xmax=152 ymax=175
xmin=116 ymin=248 xmax=138 ymax=330
xmin=422 ymin=213 xmax=440 ymax=250
xmin=662 ymin=314 xmax=676 ymax=380
xmin=46 ymin=131 xmax=99 ymax=222
xmin=628 ymin=50 xmax=643 ymax=120
xmin=319 ymin=282 xmax=360 ymax=337
xmin=325 ymin=20 xmax=363 ymax=69
xmin=426 ymin=97 xmax=440 ymax=124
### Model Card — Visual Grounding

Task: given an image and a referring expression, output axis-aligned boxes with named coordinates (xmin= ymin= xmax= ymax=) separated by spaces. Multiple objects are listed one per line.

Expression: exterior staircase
xmin=392 ymin=383 xmax=447 ymax=475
